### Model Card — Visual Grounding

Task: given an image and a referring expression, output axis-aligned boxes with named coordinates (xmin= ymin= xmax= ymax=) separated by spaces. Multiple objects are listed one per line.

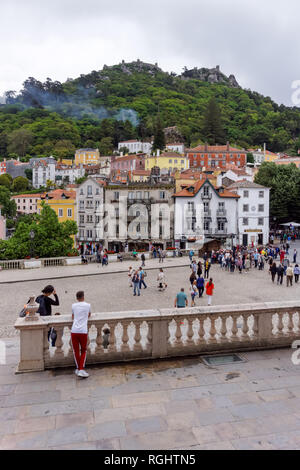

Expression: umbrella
xmin=280 ymin=222 xmax=300 ymax=227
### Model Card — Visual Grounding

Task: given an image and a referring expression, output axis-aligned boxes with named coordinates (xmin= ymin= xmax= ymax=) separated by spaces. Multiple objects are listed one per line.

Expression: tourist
xmin=189 ymin=270 xmax=197 ymax=285
xmin=294 ymin=249 xmax=298 ymax=264
xmin=141 ymin=253 xmax=146 ymax=267
xmin=286 ymin=265 xmax=293 ymax=287
xmin=204 ymin=259 xmax=211 ymax=279
xmin=157 ymin=268 xmax=167 ymax=291
xmin=190 ymin=280 xmax=198 ymax=307
xmin=206 ymin=278 xmax=215 ymax=305
xmin=189 ymin=249 xmax=194 ymax=263
xmin=270 ymin=261 xmax=277 ymax=283
xmin=36 ymin=285 xmax=60 ymax=346
xmin=128 ymin=266 xmax=133 ymax=287
xmin=245 ymin=256 xmax=251 ymax=273
xmin=294 ymin=264 xmax=300 ymax=283
xmin=71 ymin=290 xmax=91 ymax=378
xmin=138 ymin=267 xmax=147 ymax=290
xmin=277 ymin=263 xmax=284 ymax=285
xmin=197 ymin=260 xmax=202 ymax=277
xmin=174 ymin=288 xmax=188 ymax=308
xmin=191 ymin=260 xmax=197 ymax=274
xmin=283 ymin=257 xmax=289 ymax=275
xmin=196 ymin=275 xmax=205 ymax=297
xmin=132 ymin=270 xmax=140 ymax=296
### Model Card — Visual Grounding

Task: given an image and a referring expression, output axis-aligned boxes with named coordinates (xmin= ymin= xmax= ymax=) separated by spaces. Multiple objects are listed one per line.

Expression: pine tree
xmin=152 ymin=115 xmax=165 ymax=152
xmin=202 ymin=97 xmax=226 ymax=144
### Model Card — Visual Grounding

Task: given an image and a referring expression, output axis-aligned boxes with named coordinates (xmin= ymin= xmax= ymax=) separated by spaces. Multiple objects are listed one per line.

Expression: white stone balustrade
xmin=14 ymin=301 xmax=300 ymax=373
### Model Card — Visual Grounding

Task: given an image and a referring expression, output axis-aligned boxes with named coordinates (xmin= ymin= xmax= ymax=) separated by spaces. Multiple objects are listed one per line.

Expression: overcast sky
xmin=1 ymin=0 xmax=300 ymax=106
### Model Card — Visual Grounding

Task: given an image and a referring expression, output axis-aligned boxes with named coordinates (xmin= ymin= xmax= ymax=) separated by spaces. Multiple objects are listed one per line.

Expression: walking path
xmin=1 ymin=338 xmax=300 ymax=450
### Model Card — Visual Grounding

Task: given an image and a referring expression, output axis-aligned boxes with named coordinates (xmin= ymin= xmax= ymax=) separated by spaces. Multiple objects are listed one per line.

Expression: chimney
xmin=226 ymin=141 xmax=230 ymax=151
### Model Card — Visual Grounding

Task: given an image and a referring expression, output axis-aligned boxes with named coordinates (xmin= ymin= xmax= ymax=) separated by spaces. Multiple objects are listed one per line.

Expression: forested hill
xmin=1 ymin=60 xmax=300 ymax=159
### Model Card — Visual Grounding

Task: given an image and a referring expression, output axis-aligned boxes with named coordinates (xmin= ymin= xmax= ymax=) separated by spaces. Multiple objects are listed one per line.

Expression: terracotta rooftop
xmin=12 ymin=194 xmax=43 ymax=199
xmin=132 ymin=170 xmax=151 ymax=176
xmin=174 ymin=179 xmax=239 ymax=198
xmin=188 ymin=145 xmax=245 ymax=153
xmin=40 ymin=190 xmax=76 ymax=200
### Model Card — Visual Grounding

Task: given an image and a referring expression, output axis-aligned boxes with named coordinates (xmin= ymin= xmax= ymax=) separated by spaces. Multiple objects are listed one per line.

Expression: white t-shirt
xmin=71 ymin=302 xmax=91 ymax=334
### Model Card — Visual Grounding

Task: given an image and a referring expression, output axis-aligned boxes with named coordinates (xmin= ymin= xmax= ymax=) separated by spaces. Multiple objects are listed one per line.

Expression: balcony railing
xmin=216 ymin=209 xmax=227 ymax=216
xmin=15 ymin=301 xmax=300 ymax=372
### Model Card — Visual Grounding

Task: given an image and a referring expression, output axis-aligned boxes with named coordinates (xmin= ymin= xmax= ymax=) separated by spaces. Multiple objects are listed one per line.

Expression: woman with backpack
xmin=36 ymin=285 xmax=59 ymax=346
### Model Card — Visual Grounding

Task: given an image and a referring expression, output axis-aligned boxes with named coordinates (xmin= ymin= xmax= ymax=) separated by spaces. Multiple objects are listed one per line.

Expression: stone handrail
xmin=14 ymin=301 xmax=300 ymax=373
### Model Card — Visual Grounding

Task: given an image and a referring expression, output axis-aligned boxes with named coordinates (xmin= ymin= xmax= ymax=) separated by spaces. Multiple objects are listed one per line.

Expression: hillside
xmin=1 ymin=60 xmax=300 ymax=159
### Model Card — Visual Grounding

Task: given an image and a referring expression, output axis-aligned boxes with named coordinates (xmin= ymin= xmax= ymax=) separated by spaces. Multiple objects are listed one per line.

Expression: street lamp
xmin=29 ymin=230 xmax=35 ymax=258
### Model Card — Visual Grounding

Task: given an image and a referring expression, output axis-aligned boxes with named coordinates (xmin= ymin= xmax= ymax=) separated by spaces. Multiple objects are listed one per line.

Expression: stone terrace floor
xmin=2 ymin=338 xmax=300 ymax=449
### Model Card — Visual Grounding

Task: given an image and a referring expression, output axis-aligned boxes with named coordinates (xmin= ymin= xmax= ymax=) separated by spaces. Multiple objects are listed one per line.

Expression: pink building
xmin=12 ymin=194 xmax=42 ymax=214
xmin=111 ymin=155 xmax=145 ymax=172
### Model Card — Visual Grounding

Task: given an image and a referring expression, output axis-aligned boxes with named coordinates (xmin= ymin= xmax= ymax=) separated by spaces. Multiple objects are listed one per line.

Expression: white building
xmin=216 ymin=168 xmax=253 ymax=187
xmin=76 ymin=177 xmax=105 ymax=247
xmin=166 ymin=143 xmax=185 ymax=154
xmin=174 ymin=179 xmax=239 ymax=249
xmin=227 ymin=180 xmax=270 ymax=246
xmin=32 ymin=157 xmax=56 ymax=188
xmin=118 ymin=140 xmax=152 ymax=155
xmin=55 ymin=163 xmax=85 ymax=186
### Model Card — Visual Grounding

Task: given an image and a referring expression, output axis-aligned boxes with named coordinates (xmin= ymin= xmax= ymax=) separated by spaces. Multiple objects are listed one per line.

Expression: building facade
xmin=227 ymin=181 xmax=270 ymax=246
xmin=55 ymin=163 xmax=85 ymax=186
xmin=118 ymin=140 xmax=152 ymax=155
xmin=145 ymin=153 xmax=189 ymax=174
xmin=32 ymin=158 xmax=56 ymax=188
xmin=76 ymin=177 xmax=105 ymax=248
xmin=187 ymin=143 xmax=247 ymax=170
xmin=166 ymin=143 xmax=185 ymax=154
xmin=174 ymin=179 xmax=239 ymax=249
xmin=12 ymin=194 xmax=42 ymax=214
xmin=104 ymin=184 xmax=175 ymax=252
xmin=75 ymin=149 xmax=100 ymax=165
xmin=111 ymin=155 xmax=145 ymax=172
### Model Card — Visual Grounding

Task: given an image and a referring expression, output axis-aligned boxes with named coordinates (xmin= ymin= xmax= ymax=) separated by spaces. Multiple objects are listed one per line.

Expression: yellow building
xmin=131 ymin=170 xmax=151 ymax=182
xmin=264 ymin=150 xmax=279 ymax=162
xmin=145 ymin=152 xmax=189 ymax=173
xmin=60 ymin=159 xmax=74 ymax=166
xmin=37 ymin=189 xmax=77 ymax=244
xmin=75 ymin=148 xmax=100 ymax=165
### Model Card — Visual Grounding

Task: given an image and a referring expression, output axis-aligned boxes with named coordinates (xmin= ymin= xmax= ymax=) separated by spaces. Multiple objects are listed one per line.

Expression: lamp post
xmin=29 ymin=229 xmax=35 ymax=259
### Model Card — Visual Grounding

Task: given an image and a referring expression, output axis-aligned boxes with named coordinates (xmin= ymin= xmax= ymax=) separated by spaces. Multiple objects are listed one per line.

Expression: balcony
xmin=204 ymin=228 xmax=212 ymax=234
xmin=201 ymin=193 xmax=212 ymax=200
xmin=216 ymin=209 xmax=227 ymax=217
xmin=214 ymin=228 xmax=228 ymax=236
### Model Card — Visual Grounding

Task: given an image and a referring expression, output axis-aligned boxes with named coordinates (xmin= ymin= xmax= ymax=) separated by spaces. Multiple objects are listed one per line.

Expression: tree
xmin=0 ymin=203 xmax=77 ymax=259
xmin=152 ymin=115 xmax=165 ymax=152
xmin=0 ymin=186 xmax=16 ymax=218
xmin=98 ymin=137 xmax=113 ymax=155
xmin=7 ymin=128 xmax=34 ymax=157
xmin=12 ymin=176 xmax=29 ymax=192
xmin=25 ymin=168 xmax=32 ymax=181
xmin=202 ymin=97 xmax=225 ymax=144
xmin=247 ymin=152 xmax=254 ymax=164
xmin=53 ymin=139 xmax=75 ymax=161
xmin=0 ymin=174 xmax=11 ymax=189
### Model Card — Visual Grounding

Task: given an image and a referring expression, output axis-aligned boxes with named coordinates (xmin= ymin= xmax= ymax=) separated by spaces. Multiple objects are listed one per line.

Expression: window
xmin=79 ymin=215 xmax=84 ymax=224
xmin=204 ymin=202 xmax=209 ymax=212
xmin=136 ymin=223 xmax=140 ymax=233
xmin=30 ymin=206 xmax=32 ymax=210
xmin=96 ymin=188 xmax=100 ymax=195
xmin=79 ymin=200 xmax=84 ymax=210
xmin=188 ymin=202 xmax=194 ymax=211
xmin=204 ymin=221 xmax=210 ymax=231
xmin=160 ymin=191 xmax=165 ymax=199
xmin=258 ymin=204 xmax=264 ymax=212
xmin=174 ymin=160 xmax=178 ymax=164
xmin=114 ymin=191 xmax=119 ymax=200
xmin=242 ymin=218 xmax=248 ymax=225
xmin=243 ymin=204 xmax=249 ymax=212
xmin=30 ymin=199 xmax=32 ymax=203
xmin=136 ymin=191 xmax=142 ymax=199
xmin=87 ymin=185 xmax=92 ymax=196
xmin=243 ymin=190 xmax=249 ymax=198
xmin=259 ymin=191 xmax=264 ymax=198
xmin=86 ymin=229 xmax=93 ymax=238
xmin=128 ymin=192 xmax=134 ymax=200
xmin=80 ymin=189 xmax=84 ymax=195
xmin=95 ymin=215 xmax=100 ymax=223
xmin=203 ymin=186 xmax=209 ymax=196
xmin=218 ymin=202 xmax=225 ymax=209
xmin=144 ymin=191 xmax=149 ymax=199
xmin=218 ymin=221 xmax=225 ymax=231
xmin=258 ymin=218 xmax=264 ymax=225
xmin=58 ymin=209 xmax=63 ymax=217
xmin=169 ymin=159 xmax=172 ymax=163
xmin=181 ymin=160 xmax=184 ymax=164
xmin=67 ymin=209 xmax=72 ymax=217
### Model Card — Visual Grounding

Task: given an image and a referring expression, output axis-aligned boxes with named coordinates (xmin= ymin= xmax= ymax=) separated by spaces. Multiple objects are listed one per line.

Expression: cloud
xmin=0 ymin=0 xmax=300 ymax=106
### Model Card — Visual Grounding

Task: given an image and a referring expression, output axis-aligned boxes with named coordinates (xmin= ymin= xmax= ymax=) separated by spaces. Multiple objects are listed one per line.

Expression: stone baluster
xmin=253 ymin=314 xmax=259 ymax=338
xmin=241 ymin=314 xmax=249 ymax=338
xmin=121 ymin=321 xmax=130 ymax=352
xmin=95 ymin=323 xmax=104 ymax=355
xmin=67 ymin=328 xmax=73 ymax=360
xmin=209 ymin=316 xmax=217 ymax=342
xmin=87 ymin=326 xmax=92 ymax=354
xmin=174 ymin=318 xmax=183 ymax=347
xmin=198 ymin=316 xmax=205 ymax=343
xmin=231 ymin=315 xmax=238 ymax=340
xmin=147 ymin=322 xmax=153 ymax=349
xmin=134 ymin=321 xmax=143 ymax=352
xmin=108 ymin=323 xmax=116 ymax=353
xmin=220 ymin=316 xmax=227 ymax=341
xmin=277 ymin=312 xmax=284 ymax=336
xmin=187 ymin=318 xmax=195 ymax=346
xmin=43 ymin=328 xmax=50 ymax=362
xmin=287 ymin=311 xmax=294 ymax=335
xmin=53 ymin=326 xmax=64 ymax=358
